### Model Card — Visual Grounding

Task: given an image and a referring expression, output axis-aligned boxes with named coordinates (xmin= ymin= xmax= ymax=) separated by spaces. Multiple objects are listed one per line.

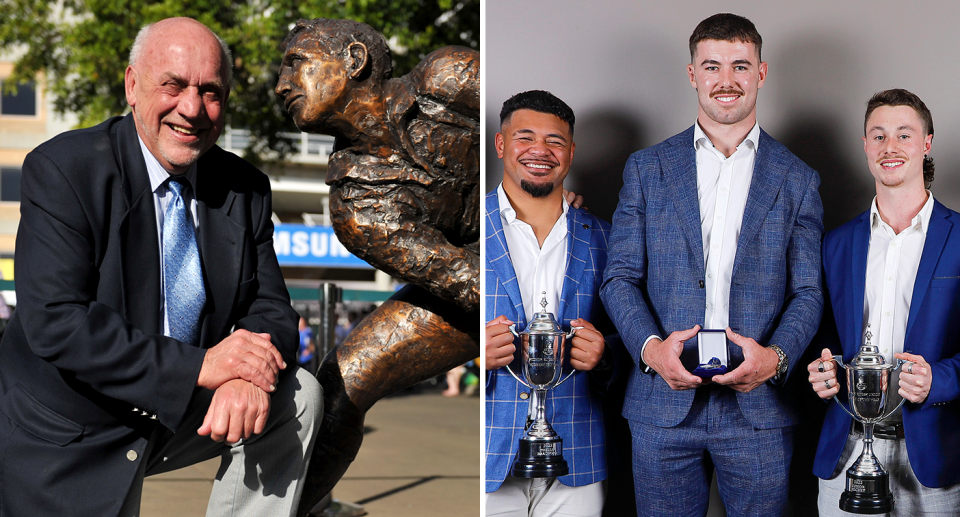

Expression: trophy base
xmin=839 ymin=472 xmax=894 ymax=515
xmin=512 ymin=438 xmax=569 ymax=478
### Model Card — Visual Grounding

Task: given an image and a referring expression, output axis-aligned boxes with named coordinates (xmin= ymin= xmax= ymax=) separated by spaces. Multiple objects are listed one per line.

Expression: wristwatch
xmin=769 ymin=344 xmax=788 ymax=383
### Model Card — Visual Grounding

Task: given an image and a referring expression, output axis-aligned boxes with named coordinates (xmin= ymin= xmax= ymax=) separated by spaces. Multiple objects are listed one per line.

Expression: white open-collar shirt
xmin=862 ymin=191 xmax=933 ymax=423
xmin=864 ymin=192 xmax=934 ymax=361
xmin=497 ymin=184 xmax=569 ymax=324
xmin=641 ymin=122 xmax=759 ymax=358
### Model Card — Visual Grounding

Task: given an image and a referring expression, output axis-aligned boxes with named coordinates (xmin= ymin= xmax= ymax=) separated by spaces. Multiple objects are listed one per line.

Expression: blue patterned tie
xmin=163 ymin=177 xmax=205 ymax=345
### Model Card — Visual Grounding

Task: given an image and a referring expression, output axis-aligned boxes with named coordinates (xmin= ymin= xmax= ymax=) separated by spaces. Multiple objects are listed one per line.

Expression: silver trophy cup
xmin=505 ymin=294 xmax=581 ymax=478
xmin=830 ymin=325 xmax=911 ymax=514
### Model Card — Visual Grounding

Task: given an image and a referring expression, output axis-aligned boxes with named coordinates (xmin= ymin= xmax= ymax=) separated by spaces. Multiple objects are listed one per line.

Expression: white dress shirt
xmin=862 ymin=192 xmax=933 ymax=423
xmin=696 ymin=121 xmax=759 ymax=329
xmin=864 ymin=193 xmax=933 ymax=360
xmin=137 ymin=136 xmax=200 ymax=337
xmin=497 ymin=184 xmax=568 ymax=324
xmin=641 ymin=122 xmax=759 ymax=359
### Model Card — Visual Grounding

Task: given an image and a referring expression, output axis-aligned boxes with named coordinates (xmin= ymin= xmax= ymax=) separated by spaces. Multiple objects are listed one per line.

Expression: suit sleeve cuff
xmin=640 ymin=335 xmax=661 ymax=373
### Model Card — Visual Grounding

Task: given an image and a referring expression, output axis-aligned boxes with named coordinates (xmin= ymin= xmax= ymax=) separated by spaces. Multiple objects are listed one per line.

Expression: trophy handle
xmin=894 ymin=359 xmax=914 ymax=373
xmin=828 ymin=357 xmax=861 ymax=420
xmin=831 ymin=394 xmax=860 ymax=421
xmin=552 ymin=326 xmax=585 ymax=388
xmin=875 ymin=359 xmax=914 ymax=419
xmin=505 ymin=324 xmax=532 ymax=389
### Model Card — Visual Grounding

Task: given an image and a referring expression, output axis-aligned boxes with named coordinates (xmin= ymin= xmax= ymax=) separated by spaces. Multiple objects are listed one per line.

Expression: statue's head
xmin=276 ymin=18 xmax=393 ymax=132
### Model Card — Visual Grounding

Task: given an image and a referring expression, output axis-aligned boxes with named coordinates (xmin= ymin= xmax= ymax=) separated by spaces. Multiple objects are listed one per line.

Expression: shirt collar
xmin=870 ymin=190 xmax=935 ymax=234
xmin=693 ymin=120 xmax=760 ymax=153
xmin=497 ymin=183 xmax=569 ymax=226
xmin=137 ymin=134 xmax=198 ymax=194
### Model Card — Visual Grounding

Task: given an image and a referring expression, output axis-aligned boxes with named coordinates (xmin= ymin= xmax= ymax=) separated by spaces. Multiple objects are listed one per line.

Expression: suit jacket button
xmin=698 ymin=280 xmax=705 ymax=289
xmin=127 ymin=450 xmax=138 ymax=461
xmin=519 ymin=392 xmax=529 ymax=400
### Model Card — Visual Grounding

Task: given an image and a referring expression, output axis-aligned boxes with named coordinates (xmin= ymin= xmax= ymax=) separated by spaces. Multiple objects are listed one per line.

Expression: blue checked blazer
xmin=813 ymin=200 xmax=960 ymax=488
xmin=601 ymin=126 xmax=824 ymax=429
xmin=485 ymin=190 xmax=611 ymax=492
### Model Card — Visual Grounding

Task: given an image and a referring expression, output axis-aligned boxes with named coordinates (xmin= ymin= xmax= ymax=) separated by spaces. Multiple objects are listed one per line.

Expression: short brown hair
xmin=282 ymin=18 xmax=393 ymax=83
xmin=689 ymin=13 xmax=762 ymax=63
xmin=864 ymin=89 xmax=935 ymax=186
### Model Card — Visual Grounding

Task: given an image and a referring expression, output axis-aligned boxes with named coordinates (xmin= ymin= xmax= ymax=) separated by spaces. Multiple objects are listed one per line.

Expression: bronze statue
xmin=275 ymin=18 xmax=479 ymax=515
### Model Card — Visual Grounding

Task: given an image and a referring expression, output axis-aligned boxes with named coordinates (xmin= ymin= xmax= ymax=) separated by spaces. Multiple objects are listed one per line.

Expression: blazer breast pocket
xmin=0 ymin=384 xmax=84 ymax=446
xmin=930 ymin=276 xmax=960 ymax=289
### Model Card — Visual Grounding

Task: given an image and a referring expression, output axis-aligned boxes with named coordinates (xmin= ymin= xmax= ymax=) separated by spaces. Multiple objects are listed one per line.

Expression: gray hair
xmin=129 ymin=20 xmax=233 ymax=84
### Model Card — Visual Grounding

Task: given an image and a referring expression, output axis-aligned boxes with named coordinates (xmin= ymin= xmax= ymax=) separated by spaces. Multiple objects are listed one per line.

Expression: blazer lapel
xmin=557 ymin=209 xmax=588 ymax=325
xmin=850 ymin=213 xmax=871 ymax=350
xmin=194 ymin=160 xmax=244 ymax=348
xmin=485 ymin=192 xmax=525 ymax=325
xmin=115 ymin=115 xmax=162 ymax=335
xmin=661 ymin=127 xmax=705 ymax=272
xmin=732 ymin=130 xmax=788 ymax=278
xmin=905 ymin=201 xmax=952 ymax=346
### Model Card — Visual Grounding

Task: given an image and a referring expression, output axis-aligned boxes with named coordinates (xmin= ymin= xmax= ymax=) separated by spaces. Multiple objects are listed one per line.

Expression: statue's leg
xmin=296 ymin=285 xmax=479 ymax=516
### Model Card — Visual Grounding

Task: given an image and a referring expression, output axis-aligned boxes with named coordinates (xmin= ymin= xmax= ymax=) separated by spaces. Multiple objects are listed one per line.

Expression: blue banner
xmin=273 ymin=224 xmax=373 ymax=268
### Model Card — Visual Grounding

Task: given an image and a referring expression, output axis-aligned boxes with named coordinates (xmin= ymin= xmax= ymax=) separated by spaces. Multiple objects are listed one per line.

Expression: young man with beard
xmin=485 ymin=90 xmax=612 ymax=516
xmin=808 ymin=89 xmax=960 ymax=516
xmin=601 ymin=13 xmax=824 ymax=515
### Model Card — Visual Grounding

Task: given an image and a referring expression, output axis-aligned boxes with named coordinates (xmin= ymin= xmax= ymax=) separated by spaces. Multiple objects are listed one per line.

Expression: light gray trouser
xmin=120 ymin=366 xmax=323 ymax=517
xmin=818 ymin=430 xmax=960 ymax=516
xmin=485 ymin=477 xmax=605 ymax=517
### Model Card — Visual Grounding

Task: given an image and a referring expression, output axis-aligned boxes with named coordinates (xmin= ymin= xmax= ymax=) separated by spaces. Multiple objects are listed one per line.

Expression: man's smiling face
xmin=125 ymin=18 xmax=230 ymax=174
xmin=863 ymin=105 xmax=932 ymax=190
xmin=496 ymin=109 xmax=575 ymax=199
xmin=688 ymin=39 xmax=766 ymax=128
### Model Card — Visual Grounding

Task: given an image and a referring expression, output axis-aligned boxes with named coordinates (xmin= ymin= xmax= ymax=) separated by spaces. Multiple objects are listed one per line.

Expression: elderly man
xmin=808 ymin=89 xmax=960 ymax=516
xmin=0 ymin=17 xmax=321 ymax=516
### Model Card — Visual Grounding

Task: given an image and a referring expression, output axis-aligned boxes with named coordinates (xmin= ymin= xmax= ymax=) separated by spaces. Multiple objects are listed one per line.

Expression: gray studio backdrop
xmin=484 ymin=0 xmax=960 ymax=231
xmin=484 ymin=1 xmax=960 ymax=516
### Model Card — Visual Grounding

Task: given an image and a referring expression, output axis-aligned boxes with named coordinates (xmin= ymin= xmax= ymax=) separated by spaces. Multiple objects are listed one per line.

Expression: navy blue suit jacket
xmin=601 ymin=125 xmax=824 ymax=429
xmin=0 ymin=114 xmax=299 ymax=515
xmin=813 ymin=200 xmax=960 ymax=488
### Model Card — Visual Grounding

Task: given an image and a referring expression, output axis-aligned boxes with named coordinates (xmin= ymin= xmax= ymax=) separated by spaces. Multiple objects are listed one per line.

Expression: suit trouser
xmin=629 ymin=386 xmax=794 ymax=517
xmin=119 ymin=366 xmax=323 ymax=517
xmin=484 ymin=477 xmax=605 ymax=517
xmin=818 ymin=428 xmax=960 ymax=516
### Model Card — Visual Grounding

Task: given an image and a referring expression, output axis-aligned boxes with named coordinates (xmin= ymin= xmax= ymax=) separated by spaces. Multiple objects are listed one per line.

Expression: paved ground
xmin=141 ymin=385 xmax=481 ymax=516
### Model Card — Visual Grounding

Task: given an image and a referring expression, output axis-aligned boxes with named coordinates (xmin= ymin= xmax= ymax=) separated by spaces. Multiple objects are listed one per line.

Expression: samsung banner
xmin=273 ymin=224 xmax=372 ymax=268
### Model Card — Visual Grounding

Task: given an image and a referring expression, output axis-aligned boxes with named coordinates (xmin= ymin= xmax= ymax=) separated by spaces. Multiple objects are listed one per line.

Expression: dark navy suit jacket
xmin=601 ymin=125 xmax=824 ymax=429
xmin=0 ymin=114 xmax=299 ymax=515
xmin=813 ymin=200 xmax=960 ymax=488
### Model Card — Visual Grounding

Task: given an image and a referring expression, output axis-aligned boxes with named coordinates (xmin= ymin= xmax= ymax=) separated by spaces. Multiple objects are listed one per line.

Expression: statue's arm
xmin=329 ymin=176 xmax=478 ymax=314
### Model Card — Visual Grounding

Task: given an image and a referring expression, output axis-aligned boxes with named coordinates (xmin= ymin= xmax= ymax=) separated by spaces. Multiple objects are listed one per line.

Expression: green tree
xmin=0 ymin=0 xmax=479 ymax=163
